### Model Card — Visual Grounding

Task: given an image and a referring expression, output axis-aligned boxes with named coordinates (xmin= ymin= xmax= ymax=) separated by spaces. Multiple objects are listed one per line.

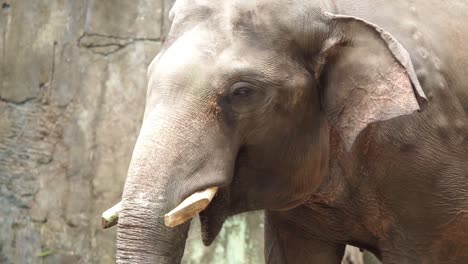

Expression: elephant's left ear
xmin=316 ymin=13 xmax=427 ymax=150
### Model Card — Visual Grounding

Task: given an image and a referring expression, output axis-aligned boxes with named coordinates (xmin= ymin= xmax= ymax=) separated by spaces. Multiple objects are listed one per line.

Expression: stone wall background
xmin=0 ymin=1 xmax=377 ymax=263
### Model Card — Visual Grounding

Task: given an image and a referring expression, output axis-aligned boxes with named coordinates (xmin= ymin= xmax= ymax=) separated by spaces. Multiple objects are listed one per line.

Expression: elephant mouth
xmin=199 ymin=186 xmax=230 ymax=246
xmin=162 ymin=183 xmax=231 ymax=246
xmin=198 ymin=144 xmax=265 ymax=245
xmin=198 ymin=147 xmax=249 ymax=245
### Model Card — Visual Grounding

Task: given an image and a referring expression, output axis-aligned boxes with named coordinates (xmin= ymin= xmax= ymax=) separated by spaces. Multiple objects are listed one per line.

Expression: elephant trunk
xmin=116 ymin=119 xmax=187 ymax=263
xmin=116 ymin=108 xmax=234 ymax=263
xmin=116 ymin=196 xmax=189 ymax=263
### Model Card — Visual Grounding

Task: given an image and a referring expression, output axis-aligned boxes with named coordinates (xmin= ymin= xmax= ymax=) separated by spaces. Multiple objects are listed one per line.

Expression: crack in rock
xmin=0 ymin=96 xmax=36 ymax=105
xmin=78 ymin=32 xmax=161 ymax=56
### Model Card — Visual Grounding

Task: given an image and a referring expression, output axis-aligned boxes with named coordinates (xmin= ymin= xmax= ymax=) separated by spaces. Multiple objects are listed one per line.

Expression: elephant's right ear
xmin=314 ymin=13 xmax=427 ymax=150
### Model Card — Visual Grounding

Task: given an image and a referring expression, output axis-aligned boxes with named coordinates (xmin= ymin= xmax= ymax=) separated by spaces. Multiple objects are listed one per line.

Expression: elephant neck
xmin=298 ymin=125 xmax=384 ymax=254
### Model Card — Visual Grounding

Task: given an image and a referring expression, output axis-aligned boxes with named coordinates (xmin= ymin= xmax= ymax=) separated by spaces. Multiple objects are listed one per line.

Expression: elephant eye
xmin=223 ymin=81 xmax=266 ymax=114
xmin=230 ymin=82 xmax=256 ymax=98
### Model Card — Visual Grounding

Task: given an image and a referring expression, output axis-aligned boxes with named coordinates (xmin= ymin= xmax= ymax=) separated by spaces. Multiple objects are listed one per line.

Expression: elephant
xmin=110 ymin=0 xmax=468 ymax=263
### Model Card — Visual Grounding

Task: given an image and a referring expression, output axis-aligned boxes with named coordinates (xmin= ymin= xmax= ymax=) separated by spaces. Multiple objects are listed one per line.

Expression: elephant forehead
xmin=214 ymin=46 xmax=306 ymax=82
xmin=171 ymin=0 xmax=278 ymax=39
xmin=172 ymin=0 xmax=269 ymax=20
xmin=156 ymin=29 xmax=219 ymax=74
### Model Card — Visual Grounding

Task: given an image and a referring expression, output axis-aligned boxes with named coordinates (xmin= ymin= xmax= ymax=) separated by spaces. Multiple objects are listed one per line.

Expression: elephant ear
xmin=316 ymin=13 xmax=427 ymax=150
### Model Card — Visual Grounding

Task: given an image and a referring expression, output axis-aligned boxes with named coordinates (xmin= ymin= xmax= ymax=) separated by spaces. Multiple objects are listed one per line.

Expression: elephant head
xmin=115 ymin=0 xmax=426 ymax=263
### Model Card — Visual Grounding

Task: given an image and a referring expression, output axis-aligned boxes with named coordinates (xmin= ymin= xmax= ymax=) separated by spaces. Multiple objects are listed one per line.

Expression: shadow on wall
xmin=0 ymin=0 xmax=379 ymax=263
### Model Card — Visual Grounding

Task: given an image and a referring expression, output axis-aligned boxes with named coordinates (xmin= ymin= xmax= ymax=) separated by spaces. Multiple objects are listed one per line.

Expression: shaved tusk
xmin=164 ymin=187 xmax=218 ymax=228
xmin=102 ymin=201 xmax=122 ymax=229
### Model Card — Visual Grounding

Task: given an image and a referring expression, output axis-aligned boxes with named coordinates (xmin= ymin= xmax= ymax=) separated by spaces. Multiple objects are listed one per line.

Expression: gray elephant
xmin=107 ymin=0 xmax=468 ymax=263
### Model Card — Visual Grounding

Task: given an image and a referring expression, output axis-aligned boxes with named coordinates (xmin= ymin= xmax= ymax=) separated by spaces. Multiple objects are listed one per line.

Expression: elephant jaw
xmin=101 ymin=186 xmax=219 ymax=229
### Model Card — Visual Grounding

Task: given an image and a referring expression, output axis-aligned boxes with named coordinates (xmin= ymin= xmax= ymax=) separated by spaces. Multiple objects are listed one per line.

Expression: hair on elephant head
xmin=115 ymin=0 xmax=426 ymax=263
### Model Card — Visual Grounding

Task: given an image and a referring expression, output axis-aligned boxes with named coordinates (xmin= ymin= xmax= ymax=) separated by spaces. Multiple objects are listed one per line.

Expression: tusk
xmin=101 ymin=187 xmax=218 ymax=229
xmin=164 ymin=187 xmax=218 ymax=228
xmin=102 ymin=201 xmax=122 ymax=229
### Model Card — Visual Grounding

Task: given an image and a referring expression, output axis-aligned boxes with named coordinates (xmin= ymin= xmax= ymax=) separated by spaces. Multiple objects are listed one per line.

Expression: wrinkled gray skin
xmin=116 ymin=0 xmax=468 ymax=263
